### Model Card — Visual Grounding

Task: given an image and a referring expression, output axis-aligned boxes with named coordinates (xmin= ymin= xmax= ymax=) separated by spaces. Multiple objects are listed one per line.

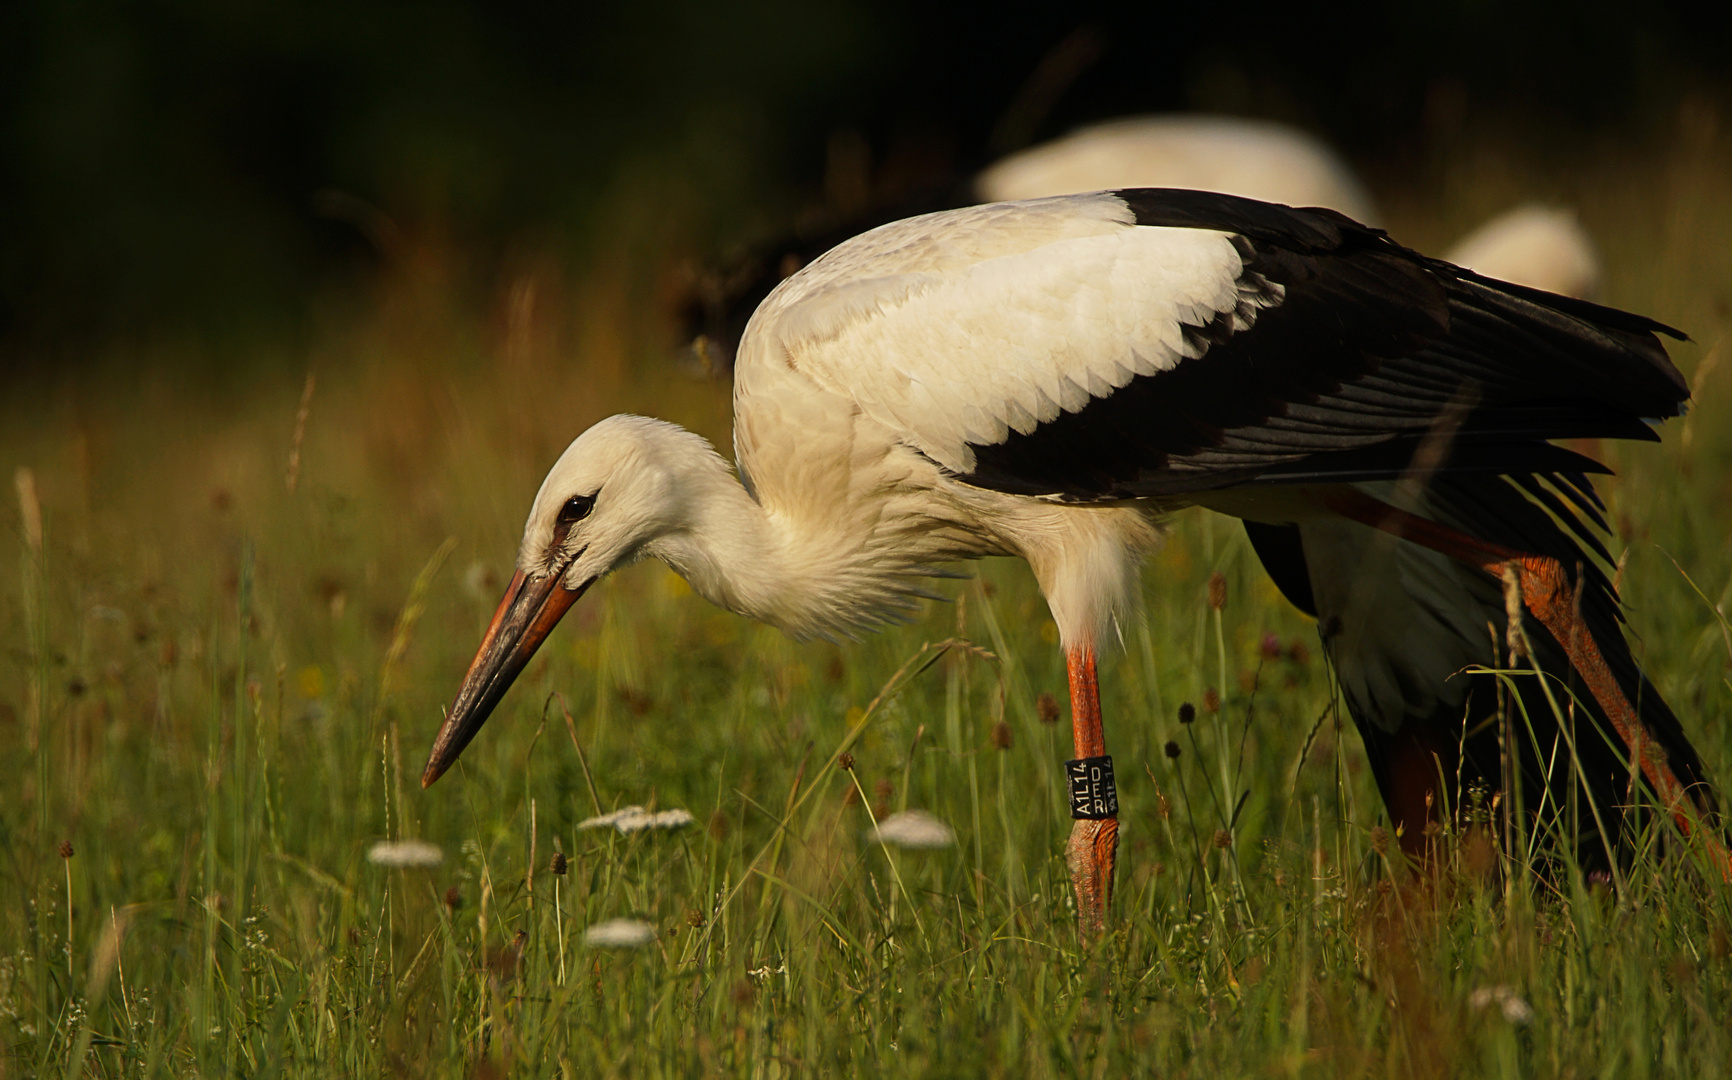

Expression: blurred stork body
xmin=434 ymin=190 xmax=1719 ymax=934
xmin=688 ymin=114 xmax=1382 ymax=365
xmin=690 ymin=115 xmax=1606 ymax=369
xmin=1444 ymin=204 xmax=1603 ymax=299
xmin=976 ymin=114 xmax=1380 ymax=222
xmin=981 ymin=119 xmax=1605 ymax=299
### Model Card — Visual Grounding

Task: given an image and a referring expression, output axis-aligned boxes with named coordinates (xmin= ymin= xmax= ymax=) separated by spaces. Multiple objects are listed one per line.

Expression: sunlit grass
xmin=3 ymin=130 xmax=1731 ymax=1077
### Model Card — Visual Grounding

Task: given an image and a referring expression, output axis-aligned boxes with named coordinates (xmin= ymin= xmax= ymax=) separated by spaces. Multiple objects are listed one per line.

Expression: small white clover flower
xmin=578 ymin=806 xmax=696 ymax=835
xmin=1468 ymin=985 xmax=1534 ymax=1024
xmin=584 ymin=918 xmax=656 ymax=949
xmin=867 ymin=810 xmax=955 ymax=850
xmin=366 ymin=839 xmax=444 ymax=868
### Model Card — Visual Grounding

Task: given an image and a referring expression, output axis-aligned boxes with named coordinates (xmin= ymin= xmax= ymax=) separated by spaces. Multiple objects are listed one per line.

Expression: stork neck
xmin=638 ymin=460 xmax=772 ymax=611
xmin=641 ymin=450 xmax=871 ymax=640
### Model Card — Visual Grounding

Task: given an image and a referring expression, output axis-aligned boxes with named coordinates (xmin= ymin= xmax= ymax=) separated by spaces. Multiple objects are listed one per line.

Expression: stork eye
xmin=557 ymin=493 xmax=596 ymax=525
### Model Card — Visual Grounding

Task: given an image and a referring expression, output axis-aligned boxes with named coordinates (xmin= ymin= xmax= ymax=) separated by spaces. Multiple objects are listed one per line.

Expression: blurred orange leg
xmin=1323 ymin=489 xmax=1730 ymax=880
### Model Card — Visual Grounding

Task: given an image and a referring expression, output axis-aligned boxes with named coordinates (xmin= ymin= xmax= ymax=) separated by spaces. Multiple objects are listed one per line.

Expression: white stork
xmin=1444 ymin=203 xmax=1602 ymax=300
xmin=689 ymin=116 xmax=1605 ymax=371
xmin=427 ymin=190 xmax=1722 ymax=933
xmin=975 ymin=114 xmax=1381 ymax=223
xmin=981 ymin=118 xmax=1608 ymax=299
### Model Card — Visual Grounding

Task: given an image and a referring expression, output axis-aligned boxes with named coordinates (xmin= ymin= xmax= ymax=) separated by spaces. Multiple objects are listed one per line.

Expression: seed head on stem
xmin=1036 ymin=692 xmax=1060 ymax=725
xmin=1207 ymin=572 xmax=1227 ymax=611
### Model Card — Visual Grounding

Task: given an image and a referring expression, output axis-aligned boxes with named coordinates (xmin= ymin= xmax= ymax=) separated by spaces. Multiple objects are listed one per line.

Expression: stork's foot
xmin=1066 ymin=816 xmax=1118 ymax=938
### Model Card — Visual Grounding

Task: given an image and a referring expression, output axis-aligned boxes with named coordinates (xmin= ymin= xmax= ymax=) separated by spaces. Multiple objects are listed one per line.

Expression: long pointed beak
xmin=422 ymin=566 xmax=590 ymax=788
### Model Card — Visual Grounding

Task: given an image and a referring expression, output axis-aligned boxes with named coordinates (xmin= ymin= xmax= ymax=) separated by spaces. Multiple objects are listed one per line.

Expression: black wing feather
xmin=957 ymin=188 xmax=1687 ymax=501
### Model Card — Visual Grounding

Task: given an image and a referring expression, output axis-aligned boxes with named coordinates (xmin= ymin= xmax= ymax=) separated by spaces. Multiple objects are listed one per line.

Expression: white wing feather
xmin=737 ymin=194 xmax=1269 ymax=474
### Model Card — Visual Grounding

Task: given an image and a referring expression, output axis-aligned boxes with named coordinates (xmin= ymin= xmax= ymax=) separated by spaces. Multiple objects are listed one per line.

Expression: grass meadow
xmin=4 ymin=123 xmax=1732 ymax=1078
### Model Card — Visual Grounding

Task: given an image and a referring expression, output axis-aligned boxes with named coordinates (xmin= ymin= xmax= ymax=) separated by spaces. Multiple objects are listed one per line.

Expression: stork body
xmin=1445 ymin=204 xmax=1602 ymax=300
xmin=691 ymin=114 xmax=1603 ymax=369
xmin=976 ymin=114 xmax=1379 ymax=222
xmin=429 ymin=190 xmax=1718 ymax=933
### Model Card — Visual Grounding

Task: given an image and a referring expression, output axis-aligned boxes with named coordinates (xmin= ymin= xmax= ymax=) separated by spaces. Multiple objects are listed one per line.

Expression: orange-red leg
xmin=1065 ymin=645 xmax=1119 ymax=937
xmin=1323 ymin=488 xmax=1731 ymax=880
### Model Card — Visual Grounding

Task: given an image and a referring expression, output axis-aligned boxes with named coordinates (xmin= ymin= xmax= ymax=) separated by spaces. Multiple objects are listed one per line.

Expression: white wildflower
xmin=578 ymin=806 xmax=696 ymax=835
xmin=584 ymin=918 xmax=656 ymax=949
xmin=366 ymin=839 xmax=444 ymax=868
xmin=1468 ymin=985 xmax=1534 ymax=1024
xmin=867 ymin=810 xmax=955 ymax=850
xmin=463 ymin=561 xmax=501 ymax=601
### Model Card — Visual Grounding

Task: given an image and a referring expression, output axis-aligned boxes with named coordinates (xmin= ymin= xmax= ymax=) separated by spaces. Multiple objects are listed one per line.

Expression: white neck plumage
xmin=637 ymin=430 xmax=932 ymax=642
xmin=576 ymin=416 xmax=1149 ymax=651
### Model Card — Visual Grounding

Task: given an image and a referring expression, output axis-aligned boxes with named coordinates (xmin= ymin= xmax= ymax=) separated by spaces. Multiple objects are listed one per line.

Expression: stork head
xmin=421 ymin=414 xmax=710 ymax=787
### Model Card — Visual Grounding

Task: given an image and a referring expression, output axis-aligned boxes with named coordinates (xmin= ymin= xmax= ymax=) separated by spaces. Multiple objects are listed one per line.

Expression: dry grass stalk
xmin=14 ymin=466 xmax=41 ymax=555
xmin=285 ymin=372 xmax=316 ymax=492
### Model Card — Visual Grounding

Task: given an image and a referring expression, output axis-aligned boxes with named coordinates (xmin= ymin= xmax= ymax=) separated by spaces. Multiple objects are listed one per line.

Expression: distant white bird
xmin=687 ymin=114 xmax=1380 ymax=364
xmin=1444 ymin=204 xmax=1602 ymax=299
xmin=691 ymin=115 xmax=1608 ymax=369
xmin=980 ymin=118 xmax=1605 ymax=300
xmin=976 ymin=114 xmax=1379 ymax=223
xmin=429 ymin=189 xmax=1721 ymax=933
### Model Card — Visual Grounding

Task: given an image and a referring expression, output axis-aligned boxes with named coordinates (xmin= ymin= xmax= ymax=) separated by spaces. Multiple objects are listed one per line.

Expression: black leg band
xmin=1066 ymin=756 xmax=1118 ymax=819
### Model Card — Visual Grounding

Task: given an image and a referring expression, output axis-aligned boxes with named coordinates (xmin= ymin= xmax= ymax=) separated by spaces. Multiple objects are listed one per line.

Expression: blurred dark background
xmin=3 ymin=0 xmax=1728 ymax=369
